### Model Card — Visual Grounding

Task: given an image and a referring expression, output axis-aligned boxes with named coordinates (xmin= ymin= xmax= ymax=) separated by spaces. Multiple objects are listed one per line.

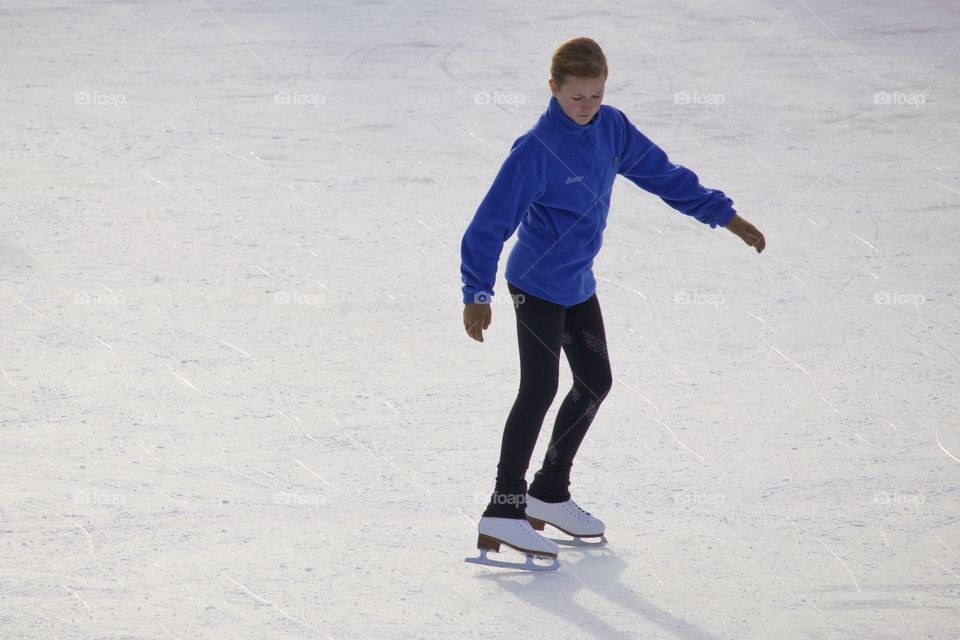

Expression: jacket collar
xmin=538 ymin=95 xmax=601 ymax=138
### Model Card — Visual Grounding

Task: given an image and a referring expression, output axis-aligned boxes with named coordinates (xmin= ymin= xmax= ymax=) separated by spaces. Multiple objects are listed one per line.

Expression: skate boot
xmin=464 ymin=516 xmax=560 ymax=571
xmin=525 ymin=495 xmax=608 ymax=547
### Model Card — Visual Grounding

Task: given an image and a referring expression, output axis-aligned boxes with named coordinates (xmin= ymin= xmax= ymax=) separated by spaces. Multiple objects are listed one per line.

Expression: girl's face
xmin=549 ymin=75 xmax=606 ymax=125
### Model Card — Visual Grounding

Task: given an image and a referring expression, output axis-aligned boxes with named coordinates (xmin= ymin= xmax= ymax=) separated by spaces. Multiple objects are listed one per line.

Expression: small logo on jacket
xmin=566 ymin=175 xmax=584 ymax=184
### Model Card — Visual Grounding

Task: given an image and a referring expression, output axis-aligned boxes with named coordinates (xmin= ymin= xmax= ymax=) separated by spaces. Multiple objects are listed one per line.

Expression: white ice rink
xmin=2 ymin=0 xmax=959 ymax=638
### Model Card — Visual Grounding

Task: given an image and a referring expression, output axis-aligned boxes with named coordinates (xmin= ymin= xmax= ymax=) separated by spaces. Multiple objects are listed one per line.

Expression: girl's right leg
xmin=527 ymin=290 xmax=613 ymax=503
xmin=481 ymin=282 xmax=565 ymax=519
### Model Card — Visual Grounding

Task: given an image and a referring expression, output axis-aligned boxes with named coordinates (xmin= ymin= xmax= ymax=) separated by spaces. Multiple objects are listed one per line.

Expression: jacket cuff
xmin=713 ymin=207 xmax=737 ymax=229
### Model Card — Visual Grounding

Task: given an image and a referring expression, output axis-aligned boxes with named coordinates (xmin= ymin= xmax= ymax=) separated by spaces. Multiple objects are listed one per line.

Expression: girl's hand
xmin=725 ymin=214 xmax=766 ymax=253
xmin=464 ymin=303 xmax=492 ymax=342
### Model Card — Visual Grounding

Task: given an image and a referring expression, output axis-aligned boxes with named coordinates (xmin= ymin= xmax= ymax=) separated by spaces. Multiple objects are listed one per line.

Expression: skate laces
xmin=567 ymin=500 xmax=592 ymax=520
xmin=517 ymin=519 xmax=540 ymax=536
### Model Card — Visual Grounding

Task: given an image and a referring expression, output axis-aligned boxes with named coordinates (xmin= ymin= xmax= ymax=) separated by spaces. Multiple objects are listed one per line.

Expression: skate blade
xmin=464 ymin=548 xmax=560 ymax=572
xmin=550 ymin=534 xmax=608 ymax=548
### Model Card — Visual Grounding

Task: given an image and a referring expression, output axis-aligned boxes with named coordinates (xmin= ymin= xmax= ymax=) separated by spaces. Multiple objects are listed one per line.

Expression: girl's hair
xmin=550 ymin=37 xmax=608 ymax=87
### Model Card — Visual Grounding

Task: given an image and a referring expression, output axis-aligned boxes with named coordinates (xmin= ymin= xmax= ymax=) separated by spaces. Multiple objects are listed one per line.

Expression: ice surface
xmin=1 ymin=0 xmax=958 ymax=638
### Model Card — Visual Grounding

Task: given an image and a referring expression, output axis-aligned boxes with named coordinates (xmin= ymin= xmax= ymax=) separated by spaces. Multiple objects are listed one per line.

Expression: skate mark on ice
xmin=226 ymin=575 xmax=331 ymax=638
xmin=340 ymin=429 xmax=426 ymax=489
xmin=135 ymin=441 xmax=183 ymax=475
xmin=596 ymin=275 xmax=648 ymax=302
xmin=202 ymin=334 xmax=264 ymax=371
xmin=277 ymin=410 xmax=317 ymax=441
xmin=844 ymin=230 xmax=881 ymax=256
xmin=815 ymin=536 xmax=861 ymax=593
xmin=935 ymin=425 xmax=960 ymax=465
xmin=63 ymin=584 xmax=93 ymax=616
xmin=613 ymin=378 xmax=657 ymax=410
xmin=0 ymin=364 xmax=15 ymax=388
xmin=656 ymin=417 xmax=725 ymax=472
xmin=43 ymin=458 xmax=71 ymax=480
xmin=929 ymin=557 xmax=960 ymax=581
xmin=375 ymin=395 xmax=400 ymax=414
xmin=934 ymin=534 xmax=959 ymax=559
xmin=148 ymin=304 xmax=174 ymax=325
xmin=93 ymin=335 xmax=114 ymax=354
xmin=140 ymin=170 xmax=168 ymax=188
xmin=164 ymin=363 xmax=208 ymax=397
xmin=294 ymin=457 xmax=343 ymax=494
xmin=457 ymin=505 xmax=477 ymax=528
xmin=198 ymin=455 xmax=281 ymax=491
xmin=853 ymin=433 xmax=882 ymax=448
xmin=763 ymin=340 xmax=837 ymax=413
xmin=650 ymin=343 xmax=685 ymax=376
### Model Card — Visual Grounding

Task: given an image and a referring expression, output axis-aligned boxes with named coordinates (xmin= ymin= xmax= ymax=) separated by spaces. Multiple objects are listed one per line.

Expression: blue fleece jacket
xmin=460 ymin=95 xmax=737 ymax=307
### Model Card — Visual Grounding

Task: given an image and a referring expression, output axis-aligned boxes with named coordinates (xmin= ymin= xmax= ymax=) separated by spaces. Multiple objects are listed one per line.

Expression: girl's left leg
xmin=527 ymin=292 xmax=613 ymax=503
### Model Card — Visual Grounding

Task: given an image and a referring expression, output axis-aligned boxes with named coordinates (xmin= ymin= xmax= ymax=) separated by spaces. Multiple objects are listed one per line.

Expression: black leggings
xmin=483 ymin=281 xmax=614 ymax=518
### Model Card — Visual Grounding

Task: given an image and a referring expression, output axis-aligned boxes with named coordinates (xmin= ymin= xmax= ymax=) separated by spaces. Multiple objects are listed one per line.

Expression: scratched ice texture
xmin=0 ymin=0 xmax=958 ymax=638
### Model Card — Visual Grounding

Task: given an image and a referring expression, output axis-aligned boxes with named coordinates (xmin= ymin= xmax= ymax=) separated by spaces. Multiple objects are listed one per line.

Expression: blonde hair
xmin=550 ymin=37 xmax=608 ymax=87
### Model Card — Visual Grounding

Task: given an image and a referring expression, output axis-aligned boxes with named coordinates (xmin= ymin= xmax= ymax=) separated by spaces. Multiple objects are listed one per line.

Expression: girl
xmin=460 ymin=37 xmax=765 ymax=570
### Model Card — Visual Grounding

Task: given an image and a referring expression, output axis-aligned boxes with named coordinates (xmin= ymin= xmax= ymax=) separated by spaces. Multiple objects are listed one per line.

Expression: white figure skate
xmin=464 ymin=516 xmax=560 ymax=571
xmin=525 ymin=496 xmax=608 ymax=547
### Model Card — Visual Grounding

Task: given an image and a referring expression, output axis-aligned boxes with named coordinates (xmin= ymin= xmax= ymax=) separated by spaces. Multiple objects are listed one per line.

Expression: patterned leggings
xmin=483 ymin=281 xmax=614 ymax=518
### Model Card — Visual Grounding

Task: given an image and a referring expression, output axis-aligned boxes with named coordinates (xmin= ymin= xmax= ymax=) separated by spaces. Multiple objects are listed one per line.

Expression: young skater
xmin=460 ymin=37 xmax=765 ymax=570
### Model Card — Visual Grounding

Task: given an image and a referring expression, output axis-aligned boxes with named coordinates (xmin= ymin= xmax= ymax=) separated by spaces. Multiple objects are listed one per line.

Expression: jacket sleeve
xmin=460 ymin=138 xmax=545 ymax=304
xmin=615 ymin=108 xmax=736 ymax=229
